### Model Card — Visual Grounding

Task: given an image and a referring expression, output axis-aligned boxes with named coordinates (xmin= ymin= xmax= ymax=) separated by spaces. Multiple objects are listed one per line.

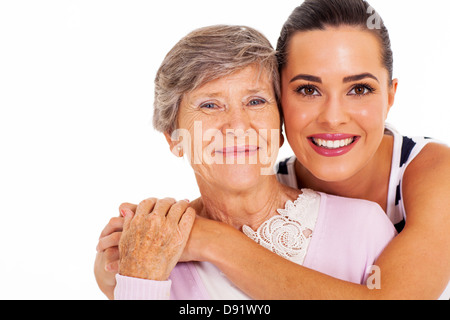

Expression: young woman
xmin=96 ymin=0 xmax=450 ymax=299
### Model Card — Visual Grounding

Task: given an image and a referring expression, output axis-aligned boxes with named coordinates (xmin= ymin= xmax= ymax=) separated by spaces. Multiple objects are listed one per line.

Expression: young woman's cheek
xmin=282 ymin=98 xmax=319 ymax=147
xmin=349 ymin=97 xmax=387 ymax=130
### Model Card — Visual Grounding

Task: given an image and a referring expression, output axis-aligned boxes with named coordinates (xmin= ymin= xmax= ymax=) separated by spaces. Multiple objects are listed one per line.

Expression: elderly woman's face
xmin=174 ymin=65 xmax=280 ymax=190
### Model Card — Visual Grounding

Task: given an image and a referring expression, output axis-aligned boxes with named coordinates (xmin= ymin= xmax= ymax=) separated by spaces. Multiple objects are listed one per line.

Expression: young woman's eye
xmin=348 ymin=84 xmax=375 ymax=96
xmin=247 ymin=98 xmax=266 ymax=106
xmin=295 ymin=85 xmax=321 ymax=97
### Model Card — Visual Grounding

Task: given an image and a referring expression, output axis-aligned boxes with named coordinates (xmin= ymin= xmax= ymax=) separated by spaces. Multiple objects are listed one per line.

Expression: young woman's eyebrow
xmin=289 ymin=73 xmax=379 ymax=84
xmin=343 ymin=73 xmax=379 ymax=83
xmin=289 ymin=74 xmax=322 ymax=83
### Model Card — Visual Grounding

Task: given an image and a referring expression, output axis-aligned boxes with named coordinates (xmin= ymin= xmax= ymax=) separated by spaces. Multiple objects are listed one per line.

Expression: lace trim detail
xmin=242 ymin=189 xmax=320 ymax=265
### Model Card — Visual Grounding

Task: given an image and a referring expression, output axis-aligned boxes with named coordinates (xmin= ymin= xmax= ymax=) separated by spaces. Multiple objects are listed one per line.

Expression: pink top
xmin=114 ymin=192 xmax=397 ymax=300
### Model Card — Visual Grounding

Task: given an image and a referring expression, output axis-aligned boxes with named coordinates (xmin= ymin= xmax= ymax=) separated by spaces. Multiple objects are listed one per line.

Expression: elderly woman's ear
xmin=164 ymin=131 xmax=185 ymax=157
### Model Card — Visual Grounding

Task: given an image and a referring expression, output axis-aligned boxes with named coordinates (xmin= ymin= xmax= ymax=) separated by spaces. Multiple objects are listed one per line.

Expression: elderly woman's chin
xmin=195 ymin=161 xmax=270 ymax=191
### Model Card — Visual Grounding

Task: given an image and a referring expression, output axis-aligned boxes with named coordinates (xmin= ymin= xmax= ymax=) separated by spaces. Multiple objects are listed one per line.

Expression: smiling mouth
xmin=216 ymin=145 xmax=260 ymax=155
xmin=309 ymin=136 xmax=358 ymax=149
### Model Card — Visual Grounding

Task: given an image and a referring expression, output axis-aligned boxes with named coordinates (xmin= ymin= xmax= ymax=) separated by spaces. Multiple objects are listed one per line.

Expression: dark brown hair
xmin=276 ymin=0 xmax=394 ymax=84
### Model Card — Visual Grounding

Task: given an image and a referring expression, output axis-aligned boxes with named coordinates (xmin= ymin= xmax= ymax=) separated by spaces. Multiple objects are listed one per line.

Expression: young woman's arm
xmin=189 ymin=143 xmax=450 ymax=299
xmin=190 ymin=218 xmax=366 ymax=299
xmin=96 ymin=143 xmax=449 ymax=299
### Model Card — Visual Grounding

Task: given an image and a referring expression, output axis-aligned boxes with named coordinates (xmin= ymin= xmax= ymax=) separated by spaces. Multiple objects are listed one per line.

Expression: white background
xmin=0 ymin=0 xmax=448 ymax=299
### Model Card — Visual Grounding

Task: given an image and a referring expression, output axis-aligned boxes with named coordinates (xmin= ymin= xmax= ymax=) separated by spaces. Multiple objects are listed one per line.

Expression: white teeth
xmin=312 ymin=138 xmax=355 ymax=149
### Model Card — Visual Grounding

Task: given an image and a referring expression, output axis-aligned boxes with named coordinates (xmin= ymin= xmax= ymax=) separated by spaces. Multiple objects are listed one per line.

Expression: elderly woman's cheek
xmin=177 ymin=108 xmax=200 ymax=132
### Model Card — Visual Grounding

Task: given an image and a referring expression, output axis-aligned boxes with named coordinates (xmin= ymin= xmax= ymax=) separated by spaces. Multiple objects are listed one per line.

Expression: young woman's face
xmin=281 ymin=26 xmax=397 ymax=182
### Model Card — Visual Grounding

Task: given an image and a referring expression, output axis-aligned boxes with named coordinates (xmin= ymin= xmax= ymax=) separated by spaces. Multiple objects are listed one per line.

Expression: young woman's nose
xmin=316 ymin=95 xmax=351 ymax=129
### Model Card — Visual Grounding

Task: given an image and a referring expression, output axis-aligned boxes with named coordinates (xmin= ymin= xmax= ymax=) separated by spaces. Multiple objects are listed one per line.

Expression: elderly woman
xmin=95 ymin=25 xmax=397 ymax=300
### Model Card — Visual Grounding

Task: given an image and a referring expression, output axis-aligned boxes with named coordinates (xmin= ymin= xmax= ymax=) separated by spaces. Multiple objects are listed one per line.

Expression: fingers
xmin=99 ymin=217 xmax=124 ymax=239
xmin=152 ymin=198 xmax=176 ymax=216
xmin=119 ymin=202 xmax=137 ymax=217
xmin=124 ymin=197 xmax=174 ymax=232
xmin=166 ymin=200 xmax=190 ymax=227
xmin=135 ymin=198 xmax=158 ymax=218
xmin=104 ymin=247 xmax=119 ymax=272
xmin=122 ymin=210 xmax=134 ymax=233
xmin=119 ymin=202 xmax=138 ymax=233
xmin=123 ymin=198 xmax=155 ymax=231
xmin=122 ymin=198 xmax=194 ymax=234
xmin=97 ymin=231 xmax=121 ymax=252
xmin=105 ymin=260 xmax=119 ymax=273
xmin=178 ymin=207 xmax=196 ymax=238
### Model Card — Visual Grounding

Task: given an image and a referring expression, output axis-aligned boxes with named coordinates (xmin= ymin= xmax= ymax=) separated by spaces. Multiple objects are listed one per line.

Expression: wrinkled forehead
xmin=188 ymin=65 xmax=274 ymax=97
xmin=189 ymin=62 xmax=276 ymax=96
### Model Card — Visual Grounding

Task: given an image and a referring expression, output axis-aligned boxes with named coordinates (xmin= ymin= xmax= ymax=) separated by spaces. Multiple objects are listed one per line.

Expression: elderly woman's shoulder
xmin=319 ymin=192 xmax=395 ymax=231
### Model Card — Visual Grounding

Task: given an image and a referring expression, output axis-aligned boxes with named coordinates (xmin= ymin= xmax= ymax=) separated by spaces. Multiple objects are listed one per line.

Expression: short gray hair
xmin=152 ymin=25 xmax=281 ymax=134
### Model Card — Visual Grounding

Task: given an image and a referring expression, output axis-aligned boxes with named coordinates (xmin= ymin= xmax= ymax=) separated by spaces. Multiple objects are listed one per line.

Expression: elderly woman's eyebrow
xmin=246 ymin=87 xmax=272 ymax=95
xmin=343 ymin=73 xmax=379 ymax=83
xmin=190 ymin=87 xmax=271 ymax=99
xmin=193 ymin=92 xmax=223 ymax=98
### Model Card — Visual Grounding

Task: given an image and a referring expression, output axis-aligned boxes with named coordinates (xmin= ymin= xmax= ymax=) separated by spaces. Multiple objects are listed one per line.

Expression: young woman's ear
xmin=387 ymin=78 xmax=399 ymax=115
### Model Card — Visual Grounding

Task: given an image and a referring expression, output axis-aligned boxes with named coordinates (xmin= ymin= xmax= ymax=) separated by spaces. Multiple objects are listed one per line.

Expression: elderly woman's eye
xmin=248 ymin=98 xmax=266 ymax=106
xmin=200 ymin=102 xmax=218 ymax=109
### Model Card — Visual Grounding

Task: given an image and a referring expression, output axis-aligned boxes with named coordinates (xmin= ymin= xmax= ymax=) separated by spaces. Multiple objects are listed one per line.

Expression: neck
xmin=195 ymin=175 xmax=294 ymax=230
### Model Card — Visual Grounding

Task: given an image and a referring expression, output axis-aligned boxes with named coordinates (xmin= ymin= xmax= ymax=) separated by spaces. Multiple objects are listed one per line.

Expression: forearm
xmin=202 ymin=222 xmax=449 ymax=300
xmin=203 ymin=226 xmax=370 ymax=300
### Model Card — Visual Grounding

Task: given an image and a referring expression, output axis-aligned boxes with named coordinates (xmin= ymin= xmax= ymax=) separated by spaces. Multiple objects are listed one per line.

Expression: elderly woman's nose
xmin=225 ymin=106 xmax=251 ymax=130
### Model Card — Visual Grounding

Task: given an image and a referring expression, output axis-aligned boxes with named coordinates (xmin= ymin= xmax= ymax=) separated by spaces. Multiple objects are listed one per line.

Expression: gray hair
xmin=152 ymin=25 xmax=281 ymax=134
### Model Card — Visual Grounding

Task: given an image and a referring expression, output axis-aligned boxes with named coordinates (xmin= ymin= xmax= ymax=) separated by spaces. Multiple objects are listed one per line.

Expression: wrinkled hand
xmin=95 ymin=203 xmax=137 ymax=273
xmin=118 ymin=198 xmax=195 ymax=280
xmin=94 ymin=204 xmax=136 ymax=299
